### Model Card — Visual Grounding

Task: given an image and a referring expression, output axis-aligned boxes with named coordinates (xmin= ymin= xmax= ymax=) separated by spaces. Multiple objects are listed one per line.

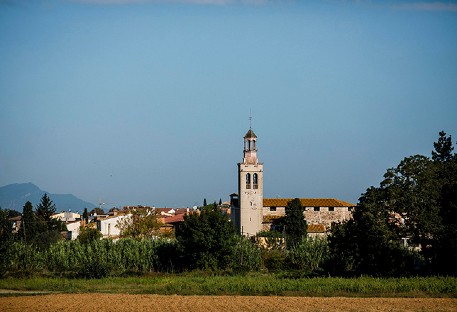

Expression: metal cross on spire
xmin=249 ymin=109 xmax=252 ymax=129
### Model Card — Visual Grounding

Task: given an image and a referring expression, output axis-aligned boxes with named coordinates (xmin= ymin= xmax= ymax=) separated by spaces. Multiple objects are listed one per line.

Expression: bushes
xmin=258 ymin=237 xmax=330 ymax=274
xmin=2 ymin=235 xmax=425 ymax=278
xmin=3 ymin=238 xmax=180 ymax=278
xmin=286 ymin=238 xmax=329 ymax=274
xmin=230 ymin=236 xmax=261 ymax=273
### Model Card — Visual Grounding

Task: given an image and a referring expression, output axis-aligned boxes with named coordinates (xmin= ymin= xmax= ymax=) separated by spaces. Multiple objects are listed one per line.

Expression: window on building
xmin=246 ymin=173 xmax=251 ymax=189
xmin=328 ymin=207 xmax=334 ymax=212
xmin=314 ymin=207 xmax=320 ymax=212
xmin=270 ymin=206 xmax=276 ymax=212
xmin=253 ymin=173 xmax=258 ymax=189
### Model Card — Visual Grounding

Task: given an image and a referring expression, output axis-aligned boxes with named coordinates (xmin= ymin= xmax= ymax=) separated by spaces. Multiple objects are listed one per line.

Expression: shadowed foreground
xmin=1 ymin=294 xmax=457 ymax=312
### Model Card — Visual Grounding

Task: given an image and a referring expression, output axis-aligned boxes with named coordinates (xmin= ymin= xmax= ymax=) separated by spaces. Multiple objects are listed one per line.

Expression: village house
xmin=51 ymin=211 xmax=81 ymax=222
xmin=66 ymin=220 xmax=81 ymax=240
xmin=97 ymin=214 xmax=132 ymax=239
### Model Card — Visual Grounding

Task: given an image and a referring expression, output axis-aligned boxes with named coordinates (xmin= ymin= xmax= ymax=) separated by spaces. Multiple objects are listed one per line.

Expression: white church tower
xmin=231 ymin=128 xmax=264 ymax=236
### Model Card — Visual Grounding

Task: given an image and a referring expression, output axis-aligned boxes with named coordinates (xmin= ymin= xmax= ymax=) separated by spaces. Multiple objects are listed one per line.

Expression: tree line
xmin=0 ymin=131 xmax=456 ymax=277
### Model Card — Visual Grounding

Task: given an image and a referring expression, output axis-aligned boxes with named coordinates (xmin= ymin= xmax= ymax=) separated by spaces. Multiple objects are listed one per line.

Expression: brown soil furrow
xmin=1 ymin=294 xmax=456 ymax=312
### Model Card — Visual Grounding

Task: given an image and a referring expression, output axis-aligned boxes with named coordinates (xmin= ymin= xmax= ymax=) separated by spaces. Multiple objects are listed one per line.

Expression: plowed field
xmin=1 ymin=294 xmax=456 ymax=312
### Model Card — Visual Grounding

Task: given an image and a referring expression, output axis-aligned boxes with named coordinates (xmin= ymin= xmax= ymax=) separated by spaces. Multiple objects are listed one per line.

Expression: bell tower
xmin=231 ymin=127 xmax=264 ymax=236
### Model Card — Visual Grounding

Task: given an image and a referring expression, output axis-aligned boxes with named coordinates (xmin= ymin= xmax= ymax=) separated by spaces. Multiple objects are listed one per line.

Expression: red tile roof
xmin=164 ymin=214 xmax=185 ymax=224
xmin=263 ymin=198 xmax=355 ymax=207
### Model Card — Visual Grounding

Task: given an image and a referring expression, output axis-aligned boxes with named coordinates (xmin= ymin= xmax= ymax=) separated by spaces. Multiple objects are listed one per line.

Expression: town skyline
xmin=1 ymin=0 xmax=456 ymax=209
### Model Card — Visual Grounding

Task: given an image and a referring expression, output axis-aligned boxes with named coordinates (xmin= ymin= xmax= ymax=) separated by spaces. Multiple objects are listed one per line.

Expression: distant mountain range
xmin=0 ymin=183 xmax=96 ymax=213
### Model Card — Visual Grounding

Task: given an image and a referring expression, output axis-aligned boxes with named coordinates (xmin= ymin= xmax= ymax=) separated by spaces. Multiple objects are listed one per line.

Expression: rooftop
xmin=244 ymin=129 xmax=257 ymax=139
xmin=263 ymin=198 xmax=355 ymax=207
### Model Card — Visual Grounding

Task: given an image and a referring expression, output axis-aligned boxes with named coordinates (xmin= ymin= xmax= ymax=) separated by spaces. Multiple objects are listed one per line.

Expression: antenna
xmin=249 ymin=109 xmax=252 ymax=129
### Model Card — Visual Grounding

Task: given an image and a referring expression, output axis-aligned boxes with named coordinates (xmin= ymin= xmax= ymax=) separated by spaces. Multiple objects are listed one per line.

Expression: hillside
xmin=0 ymin=183 xmax=96 ymax=213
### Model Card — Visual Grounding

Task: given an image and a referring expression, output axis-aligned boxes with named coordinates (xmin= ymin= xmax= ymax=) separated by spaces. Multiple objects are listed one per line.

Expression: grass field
xmin=0 ymin=274 xmax=456 ymax=297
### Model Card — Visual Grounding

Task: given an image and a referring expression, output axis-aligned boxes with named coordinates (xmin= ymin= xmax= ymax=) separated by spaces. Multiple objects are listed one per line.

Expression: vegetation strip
xmin=0 ymin=275 xmax=455 ymax=297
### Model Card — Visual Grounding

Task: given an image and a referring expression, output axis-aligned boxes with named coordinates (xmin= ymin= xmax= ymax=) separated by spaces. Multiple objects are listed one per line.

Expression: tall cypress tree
xmin=18 ymin=201 xmax=38 ymax=241
xmin=82 ymin=208 xmax=89 ymax=224
xmin=284 ymin=198 xmax=307 ymax=249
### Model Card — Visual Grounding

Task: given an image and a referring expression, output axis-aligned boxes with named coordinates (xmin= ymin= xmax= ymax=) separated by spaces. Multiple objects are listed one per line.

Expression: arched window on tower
xmin=253 ymin=173 xmax=258 ymax=189
xmin=246 ymin=173 xmax=251 ymax=189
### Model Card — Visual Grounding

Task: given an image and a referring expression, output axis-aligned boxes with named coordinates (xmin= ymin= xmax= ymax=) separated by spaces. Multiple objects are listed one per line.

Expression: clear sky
xmin=1 ymin=0 xmax=456 ymax=209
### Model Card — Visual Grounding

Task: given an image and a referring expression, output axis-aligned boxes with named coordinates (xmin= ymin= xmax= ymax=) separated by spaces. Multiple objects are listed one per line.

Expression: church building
xmin=230 ymin=128 xmax=355 ymax=237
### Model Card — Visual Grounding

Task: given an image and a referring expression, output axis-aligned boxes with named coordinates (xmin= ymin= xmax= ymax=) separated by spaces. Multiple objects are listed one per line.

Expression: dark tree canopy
xmin=0 ymin=208 xmax=14 ymax=277
xmin=175 ymin=204 xmax=236 ymax=270
xmin=82 ymin=208 xmax=89 ymax=224
xmin=36 ymin=193 xmax=56 ymax=222
xmin=0 ymin=208 xmax=13 ymax=244
xmin=18 ymin=195 xmax=66 ymax=249
xmin=18 ymin=201 xmax=39 ymax=241
xmin=284 ymin=198 xmax=307 ymax=249
xmin=36 ymin=193 xmax=66 ymax=233
xmin=432 ymin=131 xmax=454 ymax=163
xmin=329 ymin=131 xmax=457 ymax=276
xmin=78 ymin=227 xmax=102 ymax=244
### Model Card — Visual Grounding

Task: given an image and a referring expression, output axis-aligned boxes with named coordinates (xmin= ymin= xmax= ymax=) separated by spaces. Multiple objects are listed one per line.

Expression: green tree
xmin=36 ymin=193 xmax=66 ymax=232
xmin=0 ymin=208 xmax=14 ymax=276
xmin=34 ymin=194 xmax=66 ymax=249
xmin=329 ymin=131 xmax=457 ymax=276
xmin=77 ymin=227 xmax=102 ymax=244
xmin=82 ymin=208 xmax=89 ymax=224
xmin=431 ymin=131 xmax=457 ymax=274
xmin=329 ymin=186 xmax=413 ymax=276
xmin=382 ymin=155 xmax=441 ymax=263
xmin=36 ymin=193 xmax=56 ymax=222
xmin=175 ymin=204 xmax=236 ymax=270
xmin=432 ymin=131 xmax=454 ymax=162
xmin=17 ymin=201 xmax=39 ymax=241
xmin=203 ymin=198 xmax=207 ymax=207
xmin=117 ymin=208 xmax=163 ymax=239
xmin=284 ymin=198 xmax=307 ymax=249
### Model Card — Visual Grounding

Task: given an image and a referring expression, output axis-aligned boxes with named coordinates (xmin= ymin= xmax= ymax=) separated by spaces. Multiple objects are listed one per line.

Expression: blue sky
xmin=1 ymin=0 xmax=456 ymax=210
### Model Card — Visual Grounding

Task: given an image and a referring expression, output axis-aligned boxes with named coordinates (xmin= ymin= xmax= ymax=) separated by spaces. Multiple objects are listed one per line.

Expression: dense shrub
xmin=3 ymin=238 xmax=182 ymax=277
xmin=176 ymin=204 xmax=237 ymax=270
xmin=262 ymin=249 xmax=286 ymax=272
xmin=286 ymin=237 xmax=329 ymax=274
xmin=230 ymin=236 xmax=261 ymax=273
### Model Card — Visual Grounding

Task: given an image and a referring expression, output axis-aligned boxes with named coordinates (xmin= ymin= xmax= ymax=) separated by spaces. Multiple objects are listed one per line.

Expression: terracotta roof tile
xmin=263 ymin=198 xmax=355 ymax=207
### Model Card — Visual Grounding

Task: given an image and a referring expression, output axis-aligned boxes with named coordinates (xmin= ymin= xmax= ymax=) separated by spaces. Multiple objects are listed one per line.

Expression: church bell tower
xmin=231 ymin=128 xmax=264 ymax=236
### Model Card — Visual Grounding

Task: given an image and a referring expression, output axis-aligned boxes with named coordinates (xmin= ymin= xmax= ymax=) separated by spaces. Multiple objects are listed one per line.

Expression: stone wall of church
xmin=262 ymin=206 xmax=353 ymax=229
xmin=303 ymin=207 xmax=352 ymax=228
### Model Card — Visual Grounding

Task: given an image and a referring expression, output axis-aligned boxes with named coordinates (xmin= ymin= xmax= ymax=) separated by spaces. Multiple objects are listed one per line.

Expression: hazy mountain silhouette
xmin=0 ymin=183 xmax=96 ymax=213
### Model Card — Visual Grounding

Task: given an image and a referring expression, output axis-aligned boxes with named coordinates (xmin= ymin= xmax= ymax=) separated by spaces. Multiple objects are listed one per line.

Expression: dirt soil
xmin=1 ymin=294 xmax=457 ymax=312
